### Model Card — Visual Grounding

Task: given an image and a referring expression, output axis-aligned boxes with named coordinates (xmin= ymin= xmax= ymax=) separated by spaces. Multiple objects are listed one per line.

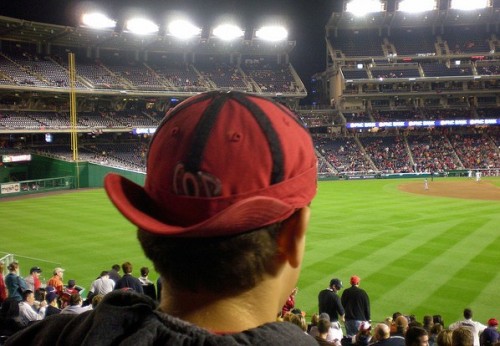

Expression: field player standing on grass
xmin=5 ymin=91 xmax=318 ymax=345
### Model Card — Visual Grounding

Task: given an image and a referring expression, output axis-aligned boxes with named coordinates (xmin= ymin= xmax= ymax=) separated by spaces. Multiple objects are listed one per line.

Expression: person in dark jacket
xmin=341 ymin=275 xmax=371 ymax=337
xmin=6 ymin=91 xmax=318 ymax=346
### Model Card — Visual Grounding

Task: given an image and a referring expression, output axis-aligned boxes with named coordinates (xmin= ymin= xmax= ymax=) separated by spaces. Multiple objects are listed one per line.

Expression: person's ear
xmin=277 ymin=207 xmax=310 ymax=268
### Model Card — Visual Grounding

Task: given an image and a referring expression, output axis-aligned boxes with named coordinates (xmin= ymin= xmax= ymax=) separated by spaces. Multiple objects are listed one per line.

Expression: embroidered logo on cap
xmin=172 ymin=163 xmax=222 ymax=197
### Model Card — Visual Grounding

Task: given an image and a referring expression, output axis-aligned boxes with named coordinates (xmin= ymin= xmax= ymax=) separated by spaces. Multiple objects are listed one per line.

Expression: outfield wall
xmin=0 ymin=155 xmax=145 ymax=198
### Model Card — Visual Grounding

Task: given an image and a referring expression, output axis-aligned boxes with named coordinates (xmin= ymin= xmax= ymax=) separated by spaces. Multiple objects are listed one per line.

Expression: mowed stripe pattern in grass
xmin=1 ymin=178 xmax=499 ymax=326
xmin=297 ymin=178 xmax=500 ymax=325
xmin=0 ymin=189 xmax=156 ymax=288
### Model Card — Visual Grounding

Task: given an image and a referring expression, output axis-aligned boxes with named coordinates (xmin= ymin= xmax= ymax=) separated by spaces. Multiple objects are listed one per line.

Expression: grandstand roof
xmin=326 ymin=6 xmax=500 ymax=30
xmin=0 ymin=16 xmax=296 ymax=55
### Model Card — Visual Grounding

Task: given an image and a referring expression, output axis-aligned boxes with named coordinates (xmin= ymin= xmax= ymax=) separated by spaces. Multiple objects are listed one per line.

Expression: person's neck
xmin=159 ymin=278 xmax=285 ymax=333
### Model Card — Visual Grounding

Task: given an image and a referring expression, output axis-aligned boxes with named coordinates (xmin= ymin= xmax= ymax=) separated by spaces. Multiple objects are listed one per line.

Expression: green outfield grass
xmin=1 ymin=177 xmax=499 ymax=326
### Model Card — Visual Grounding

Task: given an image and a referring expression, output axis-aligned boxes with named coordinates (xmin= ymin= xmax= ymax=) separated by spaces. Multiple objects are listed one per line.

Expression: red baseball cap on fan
xmin=104 ymin=91 xmax=317 ymax=237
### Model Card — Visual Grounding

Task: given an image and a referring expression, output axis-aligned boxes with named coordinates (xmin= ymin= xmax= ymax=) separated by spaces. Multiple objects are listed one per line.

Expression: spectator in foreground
xmin=60 ymin=293 xmax=91 ymax=315
xmin=372 ymin=323 xmax=405 ymax=346
xmin=17 ymin=290 xmax=46 ymax=327
xmin=452 ymin=327 xmax=474 ymax=346
xmin=108 ymin=264 xmax=121 ymax=283
xmin=5 ymin=262 xmax=26 ymax=302
xmin=114 ymin=262 xmax=143 ymax=293
xmin=45 ymin=292 xmax=61 ymax=317
xmin=46 ymin=268 xmax=64 ymax=296
xmin=405 ymin=327 xmax=429 ymax=346
xmin=449 ymin=309 xmax=487 ymax=346
xmin=24 ymin=267 xmax=42 ymax=292
xmin=480 ymin=318 xmax=499 ymax=346
xmin=5 ymin=91 xmax=319 ymax=345
xmin=341 ymin=275 xmax=371 ymax=337
xmin=436 ymin=329 xmax=453 ymax=346
xmin=88 ymin=271 xmax=115 ymax=298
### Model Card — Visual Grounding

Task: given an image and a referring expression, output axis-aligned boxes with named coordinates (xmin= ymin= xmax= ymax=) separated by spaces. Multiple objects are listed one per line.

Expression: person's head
xmin=452 ymin=327 xmax=473 ymax=346
xmin=310 ymin=313 xmax=320 ymax=326
xmin=7 ymin=262 xmax=19 ymax=273
xmin=30 ymin=267 xmax=42 ymax=276
xmin=22 ymin=290 xmax=35 ymax=306
xmin=436 ymin=329 xmax=453 ymax=346
xmin=359 ymin=321 xmax=372 ymax=336
xmin=46 ymin=292 xmax=58 ymax=306
xmin=350 ymin=275 xmax=361 ymax=286
xmin=111 ymin=264 xmax=120 ymax=272
xmin=329 ymin=278 xmax=343 ymax=291
xmin=431 ymin=323 xmax=444 ymax=336
xmin=405 ymin=327 xmax=429 ymax=346
xmin=140 ymin=267 xmax=149 ymax=277
xmin=53 ymin=267 xmax=64 ymax=278
xmin=100 ymin=271 xmax=109 ymax=278
xmin=122 ymin=262 xmax=132 ymax=274
xmin=374 ymin=323 xmax=391 ymax=341
xmin=433 ymin=315 xmax=444 ymax=326
xmin=463 ymin=308 xmax=472 ymax=320
xmin=423 ymin=316 xmax=434 ymax=328
xmin=69 ymin=293 xmax=82 ymax=306
xmin=104 ymin=91 xmax=317 ymax=305
xmin=488 ymin=318 xmax=499 ymax=329
xmin=396 ymin=315 xmax=410 ymax=334
xmin=290 ymin=313 xmax=307 ymax=332
xmin=91 ymin=294 xmax=104 ymax=308
xmin=317 ymin=318 xmax=331 ymax=335
xmin=67 ymin=279 xmax=76 ymax=288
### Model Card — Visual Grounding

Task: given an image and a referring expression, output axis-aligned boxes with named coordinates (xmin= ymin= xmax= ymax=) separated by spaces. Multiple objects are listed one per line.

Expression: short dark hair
xmin=138 ymin=221 xmax=283 ymax=294
xmin=406 ymin=327 xmax=428 ymax=346
xmin=140 ymin=267 xmax=149 ymax=277
xmin=69 ymin=293 xmax=81 ymax=306
xmin=22 ymin=290 xmax=34 ymax=301
xmin=463 ymin=309 xmax=472 ymax=319
xmin=112 ymin=264 xmax=120 ymax=271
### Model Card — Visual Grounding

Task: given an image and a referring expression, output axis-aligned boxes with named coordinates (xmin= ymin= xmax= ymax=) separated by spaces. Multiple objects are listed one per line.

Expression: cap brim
xmin=104 ymin=173 xmax=296 ymax=237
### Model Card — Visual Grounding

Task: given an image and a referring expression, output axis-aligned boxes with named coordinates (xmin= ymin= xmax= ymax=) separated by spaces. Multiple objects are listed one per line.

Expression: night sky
xmin=0 ymin=0 xmax=344 ymax=95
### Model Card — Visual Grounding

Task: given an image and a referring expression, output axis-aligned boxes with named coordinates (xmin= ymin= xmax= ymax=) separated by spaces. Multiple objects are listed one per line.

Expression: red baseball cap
xmin=350 ymin=275 xmax=361 ymax=285
xmin=488 ymin=318 xmax=498 ymax=327
xmin=104 ymin=91 xmax=317 ymax=237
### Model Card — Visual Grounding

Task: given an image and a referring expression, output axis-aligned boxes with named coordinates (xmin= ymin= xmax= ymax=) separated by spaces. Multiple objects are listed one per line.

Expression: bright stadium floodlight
xmin=398 ymin=0 xmax=436 ymax=13
xmin=126 ymin=18 xmax=159 ymax=35
xmin=255 ymin=25 xmax=288 ymax=42
xmin=81 ymin=12 xmax=116 ymax=29
xmin=450 ymin=0 xmax=489 ymax=10
xmin=213 ymin=24 xmax=244 ymax=41
xmin=168 ymin=20 xmax=201 ymax=39
xmin=346 ymin=0 xmax=384 ymax=17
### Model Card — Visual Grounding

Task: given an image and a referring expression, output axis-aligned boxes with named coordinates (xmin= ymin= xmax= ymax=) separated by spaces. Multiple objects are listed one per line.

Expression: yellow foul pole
xmin=68 ymin=53 xmax=80 ymax=188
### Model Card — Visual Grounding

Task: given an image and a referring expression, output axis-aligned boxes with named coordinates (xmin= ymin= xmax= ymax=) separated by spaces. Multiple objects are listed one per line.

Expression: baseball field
xmin=1 ymin=177 xmax=499 ymax=326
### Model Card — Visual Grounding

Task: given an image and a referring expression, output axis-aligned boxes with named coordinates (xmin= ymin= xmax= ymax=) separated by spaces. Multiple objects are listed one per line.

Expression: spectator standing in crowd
xmin=46 ymin=267 xmax=64 ymax=296
xmin=0 ymin=261 xmax=7 ymax=303
xmin=45 ymin=291 xmax=61 ymax=317
xmin=114 ymin=262 xmax=143 ymax=293
xmin=5 ymin=262 xmax=26 ymax=302
xmin=17 ymin=290 xmax=46 ymax=327
xmin=88 ymin=271 xmax=115 ymax=297
xmin=480 ymin=318 xmax=499 ymax=346
xmin=108 ymin=264 xmax=121 ymax=283
xmin=452 ymin=327 xmax=474 ymax=346
xmin=449 ymin=308 xmax=487 ymax=346
xmin=24 ymin=267 xmax=42 ymax=292
xmin=393 ymin=316 xmax=409 ymax=338
xmin=319 ymin=278 xmax=345 ymax=326
xmin=5 ymin=91 xmax=318 ymax=345
xmin=405 ymin=327 xmax=429 ymax=346
xmin=341 ymin=275 xmax=371 ymax=337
